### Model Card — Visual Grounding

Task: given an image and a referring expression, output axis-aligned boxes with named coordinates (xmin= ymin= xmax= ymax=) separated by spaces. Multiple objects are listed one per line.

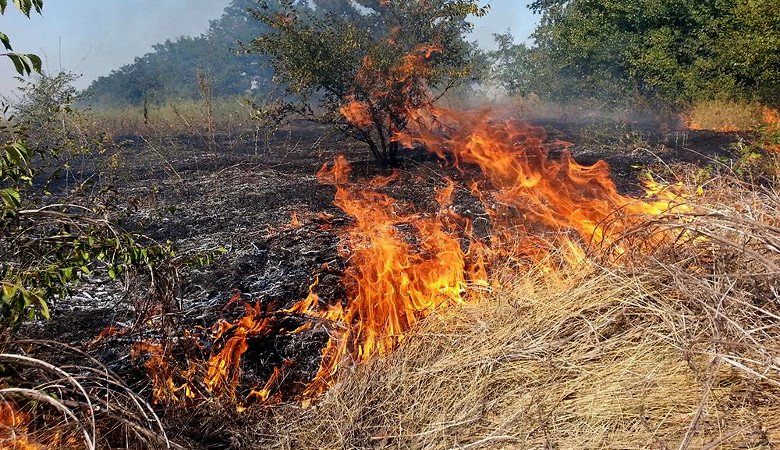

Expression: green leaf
xmin=13 ymin=0 xmax=32 ymax=16
xmin=0 ymin=0 xmax=7 ymax=14
xmin=5 ymin=142 xmax=28 ymax=164
xmin=7 ymin=53 xmax=27 ymax=75
xmin=0 ymin=188 xmax=22 ymax=209
xmin=0 ymin=32 xmax=12 ymax=51
xmin=39 ymin=298 xmax=50 ymax=320
xmin=4 ymin=53 xmax=40 ymax=75
xmin=26 ymin=53 xmax=41 ymax=73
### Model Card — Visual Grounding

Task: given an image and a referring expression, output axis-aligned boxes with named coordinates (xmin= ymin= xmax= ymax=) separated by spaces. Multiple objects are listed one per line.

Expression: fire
xmin=203 ymin=155 xmax=484 ymax=404
xmin=762 ymin=108 xmax=780 ymax=153
xmin=196 ymin=106 xmax=688 ymax=405
xmin=683 ymin=106 xmax=780 ymax=135
xmin=131 ymin=342 xmax=197 ymax=404
xmin=342 ymin=43 xmax=442 ymax=139
xmin=0 ymin=402 xmax=42 ymax=450
xmin=396 ymin=107 xmax=689 ymax=259
xmin=140 ymin=103 xmax=689 ymax=406
xmin=339 ymin=97 xmax=373 ymax=129
xmin=762 ymin=108 xmax=780 ymax=130
xmin=0 ymin=401 xmax=80 ymax=450
xmin=138 ymin=41 xmax=692 ymax=409
xmin=289 ymin=211 xmax=302 ymax=228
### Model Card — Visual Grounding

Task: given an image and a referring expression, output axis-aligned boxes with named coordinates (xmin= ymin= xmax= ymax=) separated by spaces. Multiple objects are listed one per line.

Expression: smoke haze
xmin=0 ymin=0 xmax=537 ymax=96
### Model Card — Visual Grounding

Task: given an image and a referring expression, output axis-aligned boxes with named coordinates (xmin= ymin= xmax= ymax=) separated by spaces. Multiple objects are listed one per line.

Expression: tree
xmin=510 ymin=0 xmax=780 ymax=109
xmin=250 ymin=0 xmax=488 ymax=164
xmin=488 ymin=32 xmax=534 ymax=96
xmin=0 ymin=0 xmax=43 ymax=76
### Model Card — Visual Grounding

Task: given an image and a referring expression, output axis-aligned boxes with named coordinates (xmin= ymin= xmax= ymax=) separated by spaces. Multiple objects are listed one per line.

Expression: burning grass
xmin=221 ymin=179 xmax=780 ymax=449
xmin=0 ymin=341 xmax=177 ymax=449
xmin=683 ymin=101 xmax=773 ymax=133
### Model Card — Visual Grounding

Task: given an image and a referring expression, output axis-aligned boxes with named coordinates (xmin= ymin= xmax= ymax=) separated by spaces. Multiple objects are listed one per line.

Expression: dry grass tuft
xmin=220 ymin=179 xmax=780 ymax=450
xmin=0 ymin=340 xmax=180 ymax=449
xmin=91 ymin=97 xmax=255 ymax=137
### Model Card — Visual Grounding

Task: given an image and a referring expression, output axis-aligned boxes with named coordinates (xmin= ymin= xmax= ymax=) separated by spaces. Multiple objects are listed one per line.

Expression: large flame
xmin=204 ymin=155 xmax=485 ymax=403
xmin=395 ymin=106 xmax=688 ymax=258
xmin=196 ymin=104 xmax=689 ymax=406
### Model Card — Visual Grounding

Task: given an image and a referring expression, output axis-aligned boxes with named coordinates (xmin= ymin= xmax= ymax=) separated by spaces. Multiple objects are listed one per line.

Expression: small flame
xmin=0 ymin=401 xmax=43 ymax=450
xmin=0 ymin=401 xmax=80 ymax=450
xmin=132 ymin=342 xmax=197 ymax=404
xmin=290 ymin=212 xmax=302 ymax=228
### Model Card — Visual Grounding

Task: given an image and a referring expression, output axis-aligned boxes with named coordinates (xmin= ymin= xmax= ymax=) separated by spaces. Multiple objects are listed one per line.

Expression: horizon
xmin=0 ymin=0 xmax=538 ymax=97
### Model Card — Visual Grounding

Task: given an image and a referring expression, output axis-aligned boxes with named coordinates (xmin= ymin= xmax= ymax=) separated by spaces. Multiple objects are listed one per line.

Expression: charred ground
xmin=20 ymin=115 xmax=746 ymax=447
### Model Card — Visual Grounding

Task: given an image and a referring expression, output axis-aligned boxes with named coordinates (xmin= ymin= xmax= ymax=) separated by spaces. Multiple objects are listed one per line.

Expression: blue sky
xmin=0 ymin=0 xmax=538 ymax=96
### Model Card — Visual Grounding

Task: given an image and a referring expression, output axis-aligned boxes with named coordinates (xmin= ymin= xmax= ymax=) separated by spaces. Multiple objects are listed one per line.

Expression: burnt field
xmin=4 ymin=0 xmax=780 ymax=447
xmin=16 ymin=115 xmax=766 ymax=448
xmin=28 ymin=118 xmax=736 ymax=345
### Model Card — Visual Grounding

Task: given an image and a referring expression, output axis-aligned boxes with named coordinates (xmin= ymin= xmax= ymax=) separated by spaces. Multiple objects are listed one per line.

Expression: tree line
xmin=492 ymin=0 xmax=780 ymax=109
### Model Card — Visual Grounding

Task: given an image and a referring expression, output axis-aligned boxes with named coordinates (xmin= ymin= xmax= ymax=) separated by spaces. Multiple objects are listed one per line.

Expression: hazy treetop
xmin=0 ymin=0 xmax=537 ymax=96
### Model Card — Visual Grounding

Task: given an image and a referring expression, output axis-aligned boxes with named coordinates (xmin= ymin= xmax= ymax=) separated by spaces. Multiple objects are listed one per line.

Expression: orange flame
xmin=202 ymin=156 xmax=484 ymax=404
xmin=150 ymin=105 xmax=690 ymax=407
xmin=762 ymin=108 xmax=780 ymax=153
xmin=0 ymin=401 xmax=79 ymax=449
xmin=289 ymin=212 xmax=302 ymax=228
xmin=0 ymin=402 xmax=43 ymax=450
xmin=396 ymin=107 xmax=688 ymax=259
xmin=131 ymin=342 xmax=197 ymax=404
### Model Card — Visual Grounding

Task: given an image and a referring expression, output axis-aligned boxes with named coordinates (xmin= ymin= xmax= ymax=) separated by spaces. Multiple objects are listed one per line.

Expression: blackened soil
xmin=21 ymin=117 xmax=742 ymax=448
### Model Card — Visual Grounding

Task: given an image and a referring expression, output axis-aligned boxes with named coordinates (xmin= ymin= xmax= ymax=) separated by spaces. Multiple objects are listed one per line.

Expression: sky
xmin=0 ymin=0 xmax=539 ymax=97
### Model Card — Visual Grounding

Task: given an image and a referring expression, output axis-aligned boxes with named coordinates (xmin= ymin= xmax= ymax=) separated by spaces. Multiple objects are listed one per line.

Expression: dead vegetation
xmin=8 ymin=97 xmax=780 ymax=448
xmin=201 ymin=177 xmax=780 ymax=450
xmin=0 ymin=341 xmax=178 ymax=449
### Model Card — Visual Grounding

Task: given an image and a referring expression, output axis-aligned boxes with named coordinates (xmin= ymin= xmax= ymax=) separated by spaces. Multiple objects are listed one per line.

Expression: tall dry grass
xmin=207 ymin=178 xmax=780 ymax=450
xmin=91 ymin=97 xmax=255 ymax=138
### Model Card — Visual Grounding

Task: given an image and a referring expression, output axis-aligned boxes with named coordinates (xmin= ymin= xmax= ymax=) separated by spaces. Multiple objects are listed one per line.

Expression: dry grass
xmin=0 ymin=341 xmax=180 ymax=449
xmin=215 ymin=179 xmax=780 ymax=449
xmin=685 ymin=101 xmax=766 ymax=131
xmin=91 ymin=97 xmax=255 ymax=137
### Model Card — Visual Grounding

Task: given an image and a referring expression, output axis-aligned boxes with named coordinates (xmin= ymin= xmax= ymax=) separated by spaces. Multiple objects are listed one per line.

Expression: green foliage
xmin=488 ymin=32 xmax=533 ymax=96
xmin=1 ymin=98 xmax=176 ymax=329
xmin=0 ymin=1 xmax=43 ymax=76
xmin=496 ymin=0 xmax=780 ymax=109
xmin=12 ymin=71 xmax=111 ymax=156
xmin=83 ymin=0 xmax=274 ymax=106
xmin=250 ymin=0 xmax=487 ymax=163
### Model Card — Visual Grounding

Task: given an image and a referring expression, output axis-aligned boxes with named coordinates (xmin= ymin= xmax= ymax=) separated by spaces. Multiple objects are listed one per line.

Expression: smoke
xmin=0 ymin=0 xmax=537 ymax=97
